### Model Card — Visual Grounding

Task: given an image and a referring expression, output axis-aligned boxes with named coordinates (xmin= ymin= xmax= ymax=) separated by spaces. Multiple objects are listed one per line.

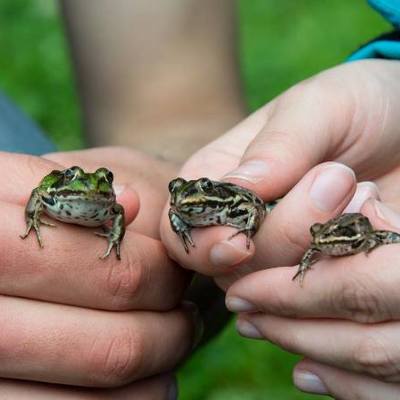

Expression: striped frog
xmin=293 ymin=213 xmax=400 ymax=285
xmin=168 ymin=177 xmax=278 ymax=253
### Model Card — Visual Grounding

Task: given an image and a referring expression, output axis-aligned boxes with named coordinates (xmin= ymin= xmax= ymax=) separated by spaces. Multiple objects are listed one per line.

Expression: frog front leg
xmin=292 ymin=247 xmax=321 ymax=286
xmin=20 ymin=188 xmax=55 ymax=247
xmin=228 ymin=205 xmax=263 ymax=249
xmin=169 ymin=209 xmax=195 ymax=253
xmin=96 ymin=203 xmax=125 ymax=260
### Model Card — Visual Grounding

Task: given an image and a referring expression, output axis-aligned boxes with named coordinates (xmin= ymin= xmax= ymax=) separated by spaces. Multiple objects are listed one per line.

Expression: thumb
xmin=223 ymin=77 xmax=355 ymax=199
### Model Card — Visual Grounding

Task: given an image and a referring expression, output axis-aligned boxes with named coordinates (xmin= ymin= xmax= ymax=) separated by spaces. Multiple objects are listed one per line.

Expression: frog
xmin=168 ymin=177 xmax=279 ymax=253
xmin=20 ymin=166 xmax=125 ymax=259
xmin=292 ymin=212 xmax=400 ymax=285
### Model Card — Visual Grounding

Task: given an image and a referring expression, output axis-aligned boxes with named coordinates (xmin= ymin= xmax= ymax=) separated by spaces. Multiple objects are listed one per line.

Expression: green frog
xmin=168 ymin=177 xmax=278 ymax=253
xmin=293 ymin=213 xmax=400 ymax=285
xmin=20 ymin=166 xmax=125 ymax=259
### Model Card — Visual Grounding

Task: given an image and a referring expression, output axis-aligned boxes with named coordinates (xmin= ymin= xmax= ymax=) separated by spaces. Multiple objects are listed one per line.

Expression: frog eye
xmin=107 ymin=171 xmax=114 ymax=183
xmin=64 ymin=166 xmax=83 ymax=181
xmin=95 ymin=168 xmax=114 ymax=183
xmin=198 ymin=178 xmax=213 ymax=192
xmin=168 ymin=178 xmax=186 ymax=194
xmin=310 ymin=223 xmax=323 ymax=235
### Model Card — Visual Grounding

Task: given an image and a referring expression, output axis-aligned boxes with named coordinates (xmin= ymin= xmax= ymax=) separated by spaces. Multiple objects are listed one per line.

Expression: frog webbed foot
xmin=96 ymin=231 xmax=121 ymax=260
xmin=96 ymin=204 xmax=125 ymax=260
xmin=179 ymin=230 xmax=195 ymax=254
xmin=169 ymin=209 xmax=195 ymax=253
xmin=292 ymin=248 xmax=320 ymax=286
xmin=20 ymin=188 xmax=50 ymax=248
xmin=20 ymin=216 xmax=44 ymax=248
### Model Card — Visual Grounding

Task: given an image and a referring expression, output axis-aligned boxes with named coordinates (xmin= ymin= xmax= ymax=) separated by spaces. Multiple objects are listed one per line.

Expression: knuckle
xmin=87 ymin=328 xmax=144 ymax=387
xmin=336 ymin=274 xmax=390 ymax=323
xmin=353 ymin=332 xmax=400 ymax=380
xmin=105 ymin=249 xmax=147 ymax=310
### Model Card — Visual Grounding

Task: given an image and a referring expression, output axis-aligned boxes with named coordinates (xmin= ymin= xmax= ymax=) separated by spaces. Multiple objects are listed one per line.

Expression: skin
xmin=61 ymin=0 xmax=245 ymax=163
xmin=160 ymin=59 xmax=400 ymax=398
xmin=6 ymin=0 xmax=241 ymax=395
xmin=0 ymin=149 xmax=197 ymax=395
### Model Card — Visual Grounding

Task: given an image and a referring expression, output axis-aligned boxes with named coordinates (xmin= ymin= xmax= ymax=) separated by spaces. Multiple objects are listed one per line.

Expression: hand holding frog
xmin=0 ymin=148 xmax=197 ymax=398
xmin=226 ymin=198 xmax=400 ymax=399
xmin=162 ymin=59 xmax=400 ymax=281
xmin=160 ymin=58 xmax=400 ymax=398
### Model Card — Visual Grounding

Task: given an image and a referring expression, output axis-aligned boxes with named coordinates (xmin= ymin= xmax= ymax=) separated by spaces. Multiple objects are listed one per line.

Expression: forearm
xmin=61 ymin=0 xmax=245 ymax=162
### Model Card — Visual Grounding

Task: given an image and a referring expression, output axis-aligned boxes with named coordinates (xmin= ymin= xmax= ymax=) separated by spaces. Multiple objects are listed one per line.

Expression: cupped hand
xmin=226 ymin=192 xmax=400 ymax=398
xmin=160 ymin=59 xmax=400 ymax=288
xmin=0 ymin=148 xmax=197 ymax=397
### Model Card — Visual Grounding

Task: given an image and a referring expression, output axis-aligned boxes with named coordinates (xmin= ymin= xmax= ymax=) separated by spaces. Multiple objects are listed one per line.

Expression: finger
xmin=0 ymin=152 xmax=139 ymax=225
xmin=222 ymin=73 xmax=351 ymax=199
xmin=223 ymin=61 xmax=400 ymax=199
xmin=4 ymin=201 xmax=188 ymax=310
xmin=161 ymin=162 xmax=356 ymax=277
xmin=0 ymin=374 xmax=177 ymax=399
xmin=236 ymin=313 xmax=400 ymax=382
xmin=249 ymin=162 xmax=356 ymax=267
xmin=294 ymin=359 xmax=400 ymax=399
xmin=0 ymin=295 xmax=197 ymax=387
xmin=343 ymin=181 xmax=380 ymax=213
xmin=227 ymin=240 xmax=400 ymax=323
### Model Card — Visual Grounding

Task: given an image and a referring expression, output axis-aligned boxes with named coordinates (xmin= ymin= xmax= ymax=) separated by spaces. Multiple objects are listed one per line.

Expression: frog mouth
xmin=56 ymin=191 xmax=114 ymax=200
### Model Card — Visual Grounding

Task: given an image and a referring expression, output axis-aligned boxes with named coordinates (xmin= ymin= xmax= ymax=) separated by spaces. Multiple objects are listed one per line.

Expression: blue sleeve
xmin=348 ymin=0 xmax=400 ymax=61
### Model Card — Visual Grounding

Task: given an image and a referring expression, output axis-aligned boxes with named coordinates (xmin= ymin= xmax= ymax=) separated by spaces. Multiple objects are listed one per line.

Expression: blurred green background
xmin=0 ymin=1 xmax=389 ymax=398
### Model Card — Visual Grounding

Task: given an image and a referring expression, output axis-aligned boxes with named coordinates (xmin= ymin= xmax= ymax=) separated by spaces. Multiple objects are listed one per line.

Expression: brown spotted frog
xmin=293 ymin=213 xmax=400 ymax=285
xmin=168 ymin=177 xmax=278 ymax=253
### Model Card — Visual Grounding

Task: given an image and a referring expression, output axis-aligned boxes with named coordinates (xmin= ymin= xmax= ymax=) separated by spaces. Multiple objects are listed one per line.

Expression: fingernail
xmin=343 ymin=181 xmax=380 ymax=213
xmin=309 ymin=163 xmax=355 ymax=212
xmin=167 ymin=377 xmax=178 ymax=400
xmin=224 ymin=160 xmax=270 ymax=183
xmin=293 ymin=369 xmax=329 ymax=395
xmin=226 ymin=296 xmax=258 ymax=312
xmin=114 ymin=184 xmax=125 ymax=196
xmin=210 ymin=236 xmax=252 ymax=267
xmin=182 ymin=301 xmax=204 ymax=350
xmin=374 ymin=200 xmax=400 ymax=230
xmin=236 ymin=318 xmax=263 ymax=339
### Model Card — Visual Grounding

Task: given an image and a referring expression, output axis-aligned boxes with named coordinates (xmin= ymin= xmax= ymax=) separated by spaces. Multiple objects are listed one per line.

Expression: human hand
xmin=0 ymin=149 xmax=197 ymax=397
xmin=160 ymin=59 xmax=400 ymax=289
xmin=226 ymin=194 xmax=400 ymax=399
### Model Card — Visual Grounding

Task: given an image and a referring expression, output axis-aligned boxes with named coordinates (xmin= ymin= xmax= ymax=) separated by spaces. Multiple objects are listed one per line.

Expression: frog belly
xmin=323 ymin=243 xmax=358 ymax=256
xmin=43 ymin=198 xmax=113 ymax=227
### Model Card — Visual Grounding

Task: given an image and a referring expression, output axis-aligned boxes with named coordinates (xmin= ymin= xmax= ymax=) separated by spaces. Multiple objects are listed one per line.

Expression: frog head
xmin=40 ymin=166 xmax=114 ymax=197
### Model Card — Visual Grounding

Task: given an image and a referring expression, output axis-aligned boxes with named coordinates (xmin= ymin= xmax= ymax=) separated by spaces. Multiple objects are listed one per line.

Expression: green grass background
xmin=0 ymin=1 xmax=389 ymax=398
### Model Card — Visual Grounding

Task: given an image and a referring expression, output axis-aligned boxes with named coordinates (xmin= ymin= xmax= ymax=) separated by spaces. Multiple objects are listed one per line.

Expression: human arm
xmin=60 ymin=0 xmax=245 ymax=163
